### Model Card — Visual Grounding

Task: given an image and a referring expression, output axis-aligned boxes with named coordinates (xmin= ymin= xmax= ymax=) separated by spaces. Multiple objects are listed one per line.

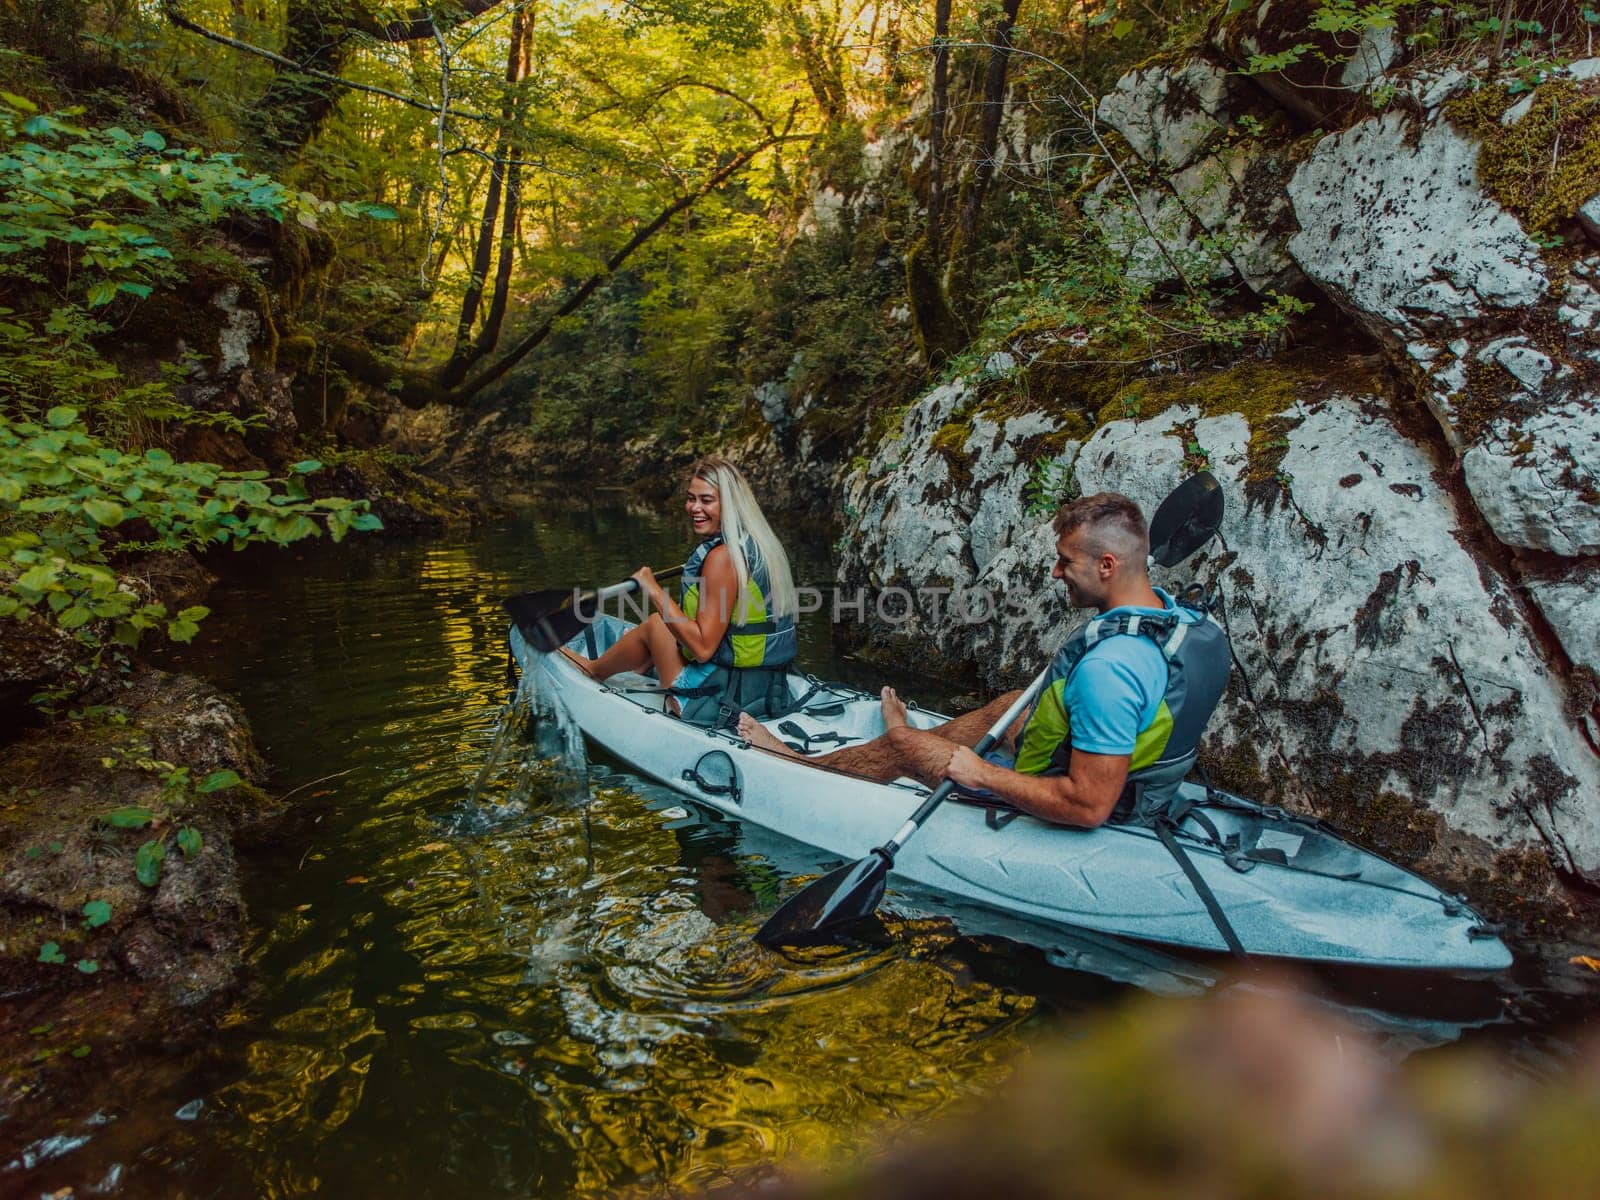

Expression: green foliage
xmin=98 ymin=806 xmax=155 ymax=830
xmin=1024 ymin=454 xmax=1077 ymax=518
xmin=176 ymin=826 xmax=203 ymax=858
xmin=973 ymin=194 xmax=1308 ymax=369
xmin=196 ymin=769 xmax=241 ymax=794
xmin=38 ymin=941 xmax=67 ymax=965
xmin=0 ymin=94 xmax=393 ymax=308
xmin=134 ymin=837 xmax=165 ymax=888
xmin=81 ymin=899 xmax=112 ymax=929
xmin=1243 ymin=0 xmax=1577 ymax=89
xmin=0 ymin=406 xmax=381 ymax=664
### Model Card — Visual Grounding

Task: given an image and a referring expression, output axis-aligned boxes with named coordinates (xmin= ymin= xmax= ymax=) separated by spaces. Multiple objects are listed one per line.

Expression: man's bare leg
xmin=738 ymin=688 xmax=1028 ymax=785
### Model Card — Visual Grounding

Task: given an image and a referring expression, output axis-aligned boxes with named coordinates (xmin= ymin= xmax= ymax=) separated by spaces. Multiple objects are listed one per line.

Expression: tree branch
xmin=444 ymin=125 xmax=802 ymax=405
xmin=160 ymin=1 xmax=495 ymax=123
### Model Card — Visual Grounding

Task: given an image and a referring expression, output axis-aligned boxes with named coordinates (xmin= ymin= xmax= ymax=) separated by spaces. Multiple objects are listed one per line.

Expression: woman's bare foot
xmin=737 ymin=712 xmax=801 ymax=758
xmin=558 ymin=647 xmax=597 ymax=679
xmin=880 ymin=686 xmax=909 ymax=731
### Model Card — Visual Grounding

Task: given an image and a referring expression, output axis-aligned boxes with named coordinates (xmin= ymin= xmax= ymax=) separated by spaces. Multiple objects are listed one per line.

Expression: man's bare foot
xmin=737 ymin=712 xmax=801 ymax=758
xmin=880 ymin=686 xmax=909 ymax=731
xmin=558 ymin=647 xmax=596 ymax=679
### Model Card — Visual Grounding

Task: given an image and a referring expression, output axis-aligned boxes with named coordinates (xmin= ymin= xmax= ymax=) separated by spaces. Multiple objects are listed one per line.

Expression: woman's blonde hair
xmin=687 ymin=456 xmax=797 ymax=619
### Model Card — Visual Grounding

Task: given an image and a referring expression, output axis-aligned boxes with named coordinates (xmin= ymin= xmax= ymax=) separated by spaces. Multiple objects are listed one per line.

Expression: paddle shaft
xmin=878 ymin=667 xmax=1052 ymax=859
xmin=590 ymin=564 xmax=684 ymax=605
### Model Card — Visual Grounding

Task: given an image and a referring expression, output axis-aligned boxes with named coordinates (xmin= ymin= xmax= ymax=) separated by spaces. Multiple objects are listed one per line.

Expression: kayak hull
xmin=512 ymin=618 xmax=1512 ymax=972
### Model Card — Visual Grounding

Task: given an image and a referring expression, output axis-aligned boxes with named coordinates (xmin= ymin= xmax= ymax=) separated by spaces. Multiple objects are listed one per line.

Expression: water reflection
xmin=5 ymin=493 xmax=1534 ymax=1199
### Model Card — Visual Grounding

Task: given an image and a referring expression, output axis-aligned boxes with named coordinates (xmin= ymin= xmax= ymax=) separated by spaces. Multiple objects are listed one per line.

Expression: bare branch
xmin=160 ymin=1 xmax=494 ymax=123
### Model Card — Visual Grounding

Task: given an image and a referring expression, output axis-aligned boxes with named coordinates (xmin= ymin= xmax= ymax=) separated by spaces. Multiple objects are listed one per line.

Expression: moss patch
xmin=929 ymin=416 xmax=977 ymax=490
xmin=1446 ymin=80 xmax=1600 ymax=233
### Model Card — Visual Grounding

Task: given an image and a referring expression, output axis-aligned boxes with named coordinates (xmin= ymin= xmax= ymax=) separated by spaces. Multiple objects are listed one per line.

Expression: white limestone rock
xmin=1578 ymin=193 xmax=1600 ymax=248
xmin=1097 ymin=60 xmax=1236 ymax=171
xmin=1286 ymin=112 xmax=1547 ymax=343
xmin=1080 ymin=399 xmax=1600 ymax=883
xmin=1339 ymin=23 xmax=1400 ymax=89
xmin=1169 ymin=145 xmax=1302 ymax=293
xmin=839 ymin=383 xmax=1600 ymax=889
xmin=1524 ymin=564 xmax=1600 ymax=684
xmin=1462 ymin=400 xmax=1600 ymax=555
xmin=214 ymin=284 xmax=260 ymax=374
xmin=1083 ymin=179 xmax=1232 ymax=288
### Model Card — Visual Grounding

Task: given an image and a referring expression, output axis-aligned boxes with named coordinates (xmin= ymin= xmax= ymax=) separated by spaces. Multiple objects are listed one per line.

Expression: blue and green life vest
xmin=1013 ymin=601 xmax=1231 ymax=824
xmin=679 ymin=533 xmax=797 ymax=670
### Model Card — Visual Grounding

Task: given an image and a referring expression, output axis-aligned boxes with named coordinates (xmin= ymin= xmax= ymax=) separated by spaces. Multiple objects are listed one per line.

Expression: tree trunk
xmin=925 ymin=0 xmax=952 ymax=259
xmin=906 ymin=0 xmax=960 ymax=365
xmin=946 ymin=0 xmax=1023 ymax=308
xmin=244 ymin=0 xmax=505 ymax=157
xmin=785 ymin=1 xmax=847 ymax=122
xmin=440 ymin=3 xmax=529 ymax=387
xmin=468 ymin=12 xmax=532 ymax=363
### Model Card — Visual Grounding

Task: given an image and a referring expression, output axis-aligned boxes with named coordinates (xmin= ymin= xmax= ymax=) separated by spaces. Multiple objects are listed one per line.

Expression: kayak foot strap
xmin=776 ymin=721 xmax=848 ymax=753
xmin=1154 ymin=816 xmax=1248 ymax=959
xmin=986 ymin=806 xmax=1021 ymax=831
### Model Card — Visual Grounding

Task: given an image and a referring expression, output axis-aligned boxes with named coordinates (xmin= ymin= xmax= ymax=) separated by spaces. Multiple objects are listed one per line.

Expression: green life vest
xmin=1012 ymin=599 xmax=1231 ymax=825
xmin=679 ymin=533 xmax=797 ymax=670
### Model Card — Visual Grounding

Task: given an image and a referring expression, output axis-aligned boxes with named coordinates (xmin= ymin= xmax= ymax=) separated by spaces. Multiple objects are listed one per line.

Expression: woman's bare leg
xmin=565 ymin=613 xmax=684 ymax=685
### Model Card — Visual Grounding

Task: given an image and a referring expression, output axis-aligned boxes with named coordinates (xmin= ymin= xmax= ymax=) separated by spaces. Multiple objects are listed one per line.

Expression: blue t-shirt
xmin=1063 ymin=589 xmax=1197 ymax=753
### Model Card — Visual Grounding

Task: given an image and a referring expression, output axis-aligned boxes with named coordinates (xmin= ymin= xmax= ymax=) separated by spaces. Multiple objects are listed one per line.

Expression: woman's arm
xmin=636 ymin=547 xmax=735 ymax=663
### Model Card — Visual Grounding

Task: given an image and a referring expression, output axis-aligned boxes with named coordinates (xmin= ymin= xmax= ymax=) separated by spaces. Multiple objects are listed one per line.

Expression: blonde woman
xmin=562 ymin=456 xmax=799 ymax=724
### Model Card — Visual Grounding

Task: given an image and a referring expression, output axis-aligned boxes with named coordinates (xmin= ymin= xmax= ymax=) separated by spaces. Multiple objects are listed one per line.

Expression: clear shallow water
xmin=6 ymin=492 xmax=1592 ymax=1197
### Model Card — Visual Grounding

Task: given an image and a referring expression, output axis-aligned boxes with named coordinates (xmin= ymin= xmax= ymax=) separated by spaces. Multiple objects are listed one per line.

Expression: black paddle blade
xmin=755 ymin=851 xmax=890 ymax=947
xmin=502 ymin=588 xmax=595 ymax=654
xmin=1149 ymin=471 xmax=1225 ymax=567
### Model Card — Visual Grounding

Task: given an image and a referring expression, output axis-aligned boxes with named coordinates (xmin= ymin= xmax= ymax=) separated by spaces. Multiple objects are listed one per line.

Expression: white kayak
xmin=510 ymin=616 xmax=1512 ymax=972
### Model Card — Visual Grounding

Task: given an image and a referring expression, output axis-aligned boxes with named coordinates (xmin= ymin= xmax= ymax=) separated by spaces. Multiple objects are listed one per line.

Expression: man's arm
xmin=944 ymin=746 xmax=1127 ymax=828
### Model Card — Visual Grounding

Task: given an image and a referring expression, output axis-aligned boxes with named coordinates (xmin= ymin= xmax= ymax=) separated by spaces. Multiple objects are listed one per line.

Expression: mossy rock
xmin=1447 ymin=80 xmax=1600 ymax=234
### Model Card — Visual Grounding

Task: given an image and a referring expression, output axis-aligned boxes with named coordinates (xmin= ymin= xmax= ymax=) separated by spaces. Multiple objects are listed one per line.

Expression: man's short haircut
xmin=1053 ymin=492 xmax=1150 ymax=564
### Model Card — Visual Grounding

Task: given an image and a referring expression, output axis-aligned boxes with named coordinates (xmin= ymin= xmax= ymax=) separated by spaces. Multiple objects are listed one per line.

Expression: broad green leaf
xmin=176 ymin=826 xmax=203 ymax=858
xmin=140 ymin=129 xmax=167 ymax=150
xmin=290 ymin=459 xmax=323 ymax=474
xmin=196 ymin=769 xmax=240 ymax=794
xmin=46 ymin=405 xmax=78 ymax=428
xmin=135 ymin=838 xmax=165 ymax=887
xmin=38 ymin=941 xmax=66 ymax=964
xmin=117 ymin=281 xmax=153 ymax=298
xmin=350 ymin=513 xmax=385 ymax=532
xmin=76 ymin=959 xmax=99 ymax=974
xmin=82 ymin=899 xmax=112 ymax=928
xmin=1111 ymin=17 xmax=1134 ymax=38
xmin=177 ymin=604 xmax=210 ymax=622
xmin=83 ymin=498 xmax=125 ymax=526
xmin=57 ymin=605 xmax=93 ymax=629
xmin=87 ymin=280 xmax=118 ymax=307
xmin=98 ymin=805 xmax=154 ymax=829
xmin=0 ymin=91 xmax=39 ymax=112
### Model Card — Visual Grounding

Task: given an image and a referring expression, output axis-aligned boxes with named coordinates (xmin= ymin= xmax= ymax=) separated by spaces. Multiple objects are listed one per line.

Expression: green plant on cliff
xmin=976 ymin=205 xmax=1307 ymax=365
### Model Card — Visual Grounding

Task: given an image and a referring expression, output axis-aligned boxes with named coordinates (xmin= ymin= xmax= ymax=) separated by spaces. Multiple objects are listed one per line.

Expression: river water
xmin=9 ymin=493 xmax=1596 ymax=1197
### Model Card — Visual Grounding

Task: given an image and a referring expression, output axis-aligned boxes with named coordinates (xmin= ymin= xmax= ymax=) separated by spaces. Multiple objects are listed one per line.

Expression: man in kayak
xmin=737 ymin=492 xmax=1231 ymax=828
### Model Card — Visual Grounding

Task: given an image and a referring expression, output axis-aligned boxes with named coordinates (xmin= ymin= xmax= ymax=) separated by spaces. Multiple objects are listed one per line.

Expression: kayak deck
xmin=513 ymin=617 xmax=1512 ymax=972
